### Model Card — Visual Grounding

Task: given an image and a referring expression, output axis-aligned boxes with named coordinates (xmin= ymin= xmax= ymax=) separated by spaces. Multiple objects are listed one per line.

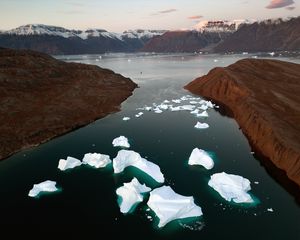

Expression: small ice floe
xmin=147 ymin=186 xmax=203 ymax=228
xmin=267 ymin=208 xmax=274 ymax=212
xmin=122 ymin=117 xmax=130 ymax=121
xmin=181 ymin=96 xmax=189 ymax=101
xmin=269 ymin=52 xmax=275 ymax=56
xmin=170 ymin=106 xmax=181 ymax=111
xmin=58 ymin=156 xmax=82 ymax=171
xmin=135 ymin=112 xmax=143 ymax=118
xmin=180 ymin=105 xmax=196 ymax=111
xmin=28 ymin=180 xmax=58 ymax=197
xmin=144 ymin=107 xmax=152 ymax=111
xmin=172 ymin=99 xmax=181 ymax=104
xmin=82 ymin=153 xmax=111 ymax=168
xmin=254 ymin=181 xmax=259 ymax=185
xmin=199 ymin=105 xmax=208 ymax=111
xmin=112 ymin=136 xmax=130 ymax=148
xmin=214 ymin=59 xmax=219 ymax=62
xmin=157 ymin=104 xmax=169 ymax=110
xmin=163 ymin=100 xmax=170 ymax=103
xmin=116 ymin=178 xmax=151 ymax=214
xmin=190 ymin=101 xmax=198 ymax=104
xmin=242 ymin=52 xmax=248 ymax=55
xmin=154 ymin=108 xmax=163 ymax=113
xmin=113 ymin=150 xmax=164 ymax=183
xmin=194 ymin=122 xmax=209 ymax=129
xmin=208 ymin=172 xmax=254 ymax=203
xmin=190 ymin=109 xmax=199 ymax=115
xmin=188 ymin=148 xmax=214 ymax=170
xmin=197 ymin=111 xmax=209 ymax=118
xmin=206 ymin=101 xmax=214 ymax=109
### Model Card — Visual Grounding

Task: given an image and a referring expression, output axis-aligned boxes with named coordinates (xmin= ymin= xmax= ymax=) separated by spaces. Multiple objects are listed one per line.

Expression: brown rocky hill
xmin=214 ymin=17 xmax=300 ymax=52
xmin=0 ymin=48 xmax=137 ymax=160
xmin=142 ymin=30 xmax=231 ymax=52
xmin=185 ymin=58 xmax=300 ymax=186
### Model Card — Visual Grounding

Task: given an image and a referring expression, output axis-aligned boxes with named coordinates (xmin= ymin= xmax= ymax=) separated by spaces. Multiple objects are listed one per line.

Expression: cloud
xmin=188 ymin=15 xmax=203 ymax=20
xmin=286 ymin=6 xmax=295 ymax=10
xmin=159 ymin=8 xmax=177 ymax=14
xmin=266 ymin=0 xmax=294 ymax=9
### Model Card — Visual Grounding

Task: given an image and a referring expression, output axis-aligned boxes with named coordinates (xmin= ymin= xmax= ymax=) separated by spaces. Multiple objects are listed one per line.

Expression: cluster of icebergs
xmin=122 ymin=95 xmax=216 ymax=130
xmin=27 ymin=95 xmax=261 ymax=229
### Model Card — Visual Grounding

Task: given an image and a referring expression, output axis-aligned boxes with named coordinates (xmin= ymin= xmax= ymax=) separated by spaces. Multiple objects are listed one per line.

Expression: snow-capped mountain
xmin=194 ymin=19 xmax=255 ymax=33
xmin=0 ymin=24 xmax=165 ymax=54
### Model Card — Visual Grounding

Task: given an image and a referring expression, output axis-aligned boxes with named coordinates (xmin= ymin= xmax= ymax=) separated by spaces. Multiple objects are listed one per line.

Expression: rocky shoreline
xmin=185 ymin=58 xmax=300 ymax=187
xmin=0 ymin=48 xmax=137 ymax=160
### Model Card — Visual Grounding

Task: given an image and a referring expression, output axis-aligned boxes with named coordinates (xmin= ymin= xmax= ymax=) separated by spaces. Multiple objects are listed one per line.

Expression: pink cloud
xmin=159 ymin=9 xmax=177 ymax=14
xmin=188 ymin=15 xmax=203 ymax=20
xmin=266 ymin=0 xmax=294 ymax=9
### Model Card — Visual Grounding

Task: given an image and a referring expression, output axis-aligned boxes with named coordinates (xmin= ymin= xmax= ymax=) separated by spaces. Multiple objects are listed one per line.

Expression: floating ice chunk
xmin=188 ymin=148 xmax=214 ymax=170
xmin=181 ymin=96 xmax=189 ymax=101
xmin=206 ymin=101 xmax=214 ymax=109
xmin=28 ymin=180 xmax=58 ymax=197
xmin=179 ymin=105 xmax=195 ymax=111
xmin=147 ymin=186 xmax=203 ymax=228
xmin=254 ymin=181 xmax=259 ymax=185
xmin=172 ymin=99 xmax=181 ymax=104
xmin=135 ymin=112 xmax=144 ymax=118
xmin=190 ymin=101 xmax=198 ymax=104
xmin=267 ymin=208 xmax=274 ymax=212
xmin=194 ymin=122 xmax=209 ymax=129
xmin=58 ymin=156 xmax=82 ymax=171
xmin=190 ymin=109 xmax=199 ymax=115
xmin=113 ymin=150 xmax=164 ymax=183
xmin=214 ymin=59 xmax=218 ymax=62
xmin=170 ymin=106 xmax=181 ymax=111
xmin=112 ymin=136 xmax=130 ymax=148
xmin=197 ymin=111 xmax=209 ymax=118
xmin=82 ymin=153 xmax=111 ymax=168
xmin=154 ymin=108 xmax=163 ymax=113
xmin=163 ymin=100 xmax=170 ymax=103
xmin=208 ymin=172 xmax=254 ymax=203
xmin=116 ymin=178 xmax=151 ymax=214
xmin=269 ymin=52 xmax=275 ymax=56
xmin=144 ymin=107 xmax=152 ymax=111
xmin=158 ymin=104 xmax=169 ymax=110
xmin=122 ymin=117 xmax=130 ymax=121
xmin=199 ymin=105 xmax=208 ymax=111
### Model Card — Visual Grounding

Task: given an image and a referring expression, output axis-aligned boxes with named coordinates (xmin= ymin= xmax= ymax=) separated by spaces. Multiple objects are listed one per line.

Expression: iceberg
xmin=135 ymin=112 xmax=143 ymax=118
xmin=190 ymin=101 xmax=198 ymax=104
xmin=58 ymin=156 xmax=82 ymax=171
xmin=153 ymin=108 xmax=163 ymax=113
xmin=112 ymin=136 xmax=130 ymax=148
xmin=113 ymin=150 xmax=164 ymax=183
xmin=188 ymin=148 xmax=214 ymax=170
xmin=147 ymin=186 xmax=203 ymax=228
xmin=163 ymin=100 xmax=170 ymax=103
xmin=28 ymin=180 xmax=58 ymax=197
xmin=82 ymin=153 xmax=111 ymax=168
xmin=208 ymin=172 xmax=254 ymax=203
xmin=122 ymin=117 xmax=130 ymax=121
xmin=157 ymin=104 xmax=169 ymax=110
xmin=190 ymin=109 xmax=199 ymax=115
xmin=197 ymin=111 xmax=209 ymax=117
xmin=116 ymin=177 xmax=151 ymax=214
xmin=194 ymin=122 xmax=209 ymax=129
xmin=172 ymin=99 xmax=181 ymax=104
xmin=180 ymin=105 xmax=195 ymax=111
xmin=199 ymin=105 xmax=208 ymax=111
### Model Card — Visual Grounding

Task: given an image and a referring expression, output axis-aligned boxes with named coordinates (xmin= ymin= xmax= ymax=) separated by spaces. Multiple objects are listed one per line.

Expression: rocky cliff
xmin=185 ymin=59 xmax=300 ymax=186
xmin=0 ymin=48 xmax=137 ymax=160
xmin=214 ymin=17 xmax=300 ymax=52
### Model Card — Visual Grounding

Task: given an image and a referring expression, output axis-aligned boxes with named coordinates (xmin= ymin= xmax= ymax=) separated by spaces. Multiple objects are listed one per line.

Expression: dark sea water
xmin=1 ymin=53 xmax=299 ymax=239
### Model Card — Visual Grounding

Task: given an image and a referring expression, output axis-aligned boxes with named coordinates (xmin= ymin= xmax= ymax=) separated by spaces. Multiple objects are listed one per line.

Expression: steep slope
xmin=185 ymin=59 xmax=300 ymax=186
xmin=0 ymin=48 xmax=137 ymax=160
xmin=214 ymin=17 xmax=300 ymax=52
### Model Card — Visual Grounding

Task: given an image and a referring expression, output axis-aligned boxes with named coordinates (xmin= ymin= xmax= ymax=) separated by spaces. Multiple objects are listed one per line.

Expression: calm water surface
xmin=1 ymin=53 xmax=299 ymax=239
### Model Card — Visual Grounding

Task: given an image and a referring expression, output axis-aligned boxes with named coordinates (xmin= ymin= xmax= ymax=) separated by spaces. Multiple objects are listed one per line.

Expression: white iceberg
xmin=190 ymin=109 xmax=199 ymax=115
xmin=153 ymin=108 xmax=163 ymax=113
xmin=122 ymin=117 xmax=130 ymax=121
xmin=194 ymin=122 xmax=209 ymax=129
xmin=190 ymin=101 xmax=198 ymax=104
xmin=197 ymin=111 xmax=209 ymax=117
xmin=135 ymin=112 xmax=143 ymax=118
xmin=208 ymin=172 xmax=254 ymax=203
xmin=28 ymin=180 xmax=58 ymax=197
xmin=188 ymin=148 xmax=214 ymax=170
xmin=163 ymin=100 xmax=170 ymax=103
xmin=82 ymin=153 xmax=111 ymax=168
xmin=172 ymin=99 xmax=181 ymax=104
xmin=157 ymin=104 xmax=169 ymax=110
xmin=144 ymin=107 xmax=152 ymax=111
xmin=113 ymin=150 xmax=164 ymax=183
xmin=180 ymin=105 xmax=195 ymax=111
xmin=116 ymin=177 xmax=151 ymax=214
xmin=147 ymin=186 xmax=203 ymax=228
xmin=199 ymin=105 xmax=208 ymax=111
xmin=170 ymin=106 xmax=181 ymax=111
xmin=112 ymin=136 xmax=130 ymax=148
xmin=206 ymin=101 xmax=214 ymax=109
xmin=58 ymin=156 xmax=82 ymax=171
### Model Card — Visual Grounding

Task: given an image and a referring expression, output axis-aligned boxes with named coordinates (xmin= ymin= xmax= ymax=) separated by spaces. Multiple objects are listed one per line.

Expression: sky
xmin=0 ymin=0 xmax=299 ymax=32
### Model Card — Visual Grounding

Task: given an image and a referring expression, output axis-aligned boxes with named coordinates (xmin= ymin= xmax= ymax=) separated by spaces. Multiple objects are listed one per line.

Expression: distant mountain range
xmin=0 ymin=24 xmax=166 ymax=54
xmin=0 ymin=17 xmax=299 ymax=54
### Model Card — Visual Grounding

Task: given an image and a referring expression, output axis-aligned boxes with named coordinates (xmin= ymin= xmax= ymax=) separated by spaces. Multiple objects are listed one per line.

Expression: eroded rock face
xmin=0 ymin=48 xmax=137 ymax=160
xmin=185 ymin=58 xmax=300 ymax=186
